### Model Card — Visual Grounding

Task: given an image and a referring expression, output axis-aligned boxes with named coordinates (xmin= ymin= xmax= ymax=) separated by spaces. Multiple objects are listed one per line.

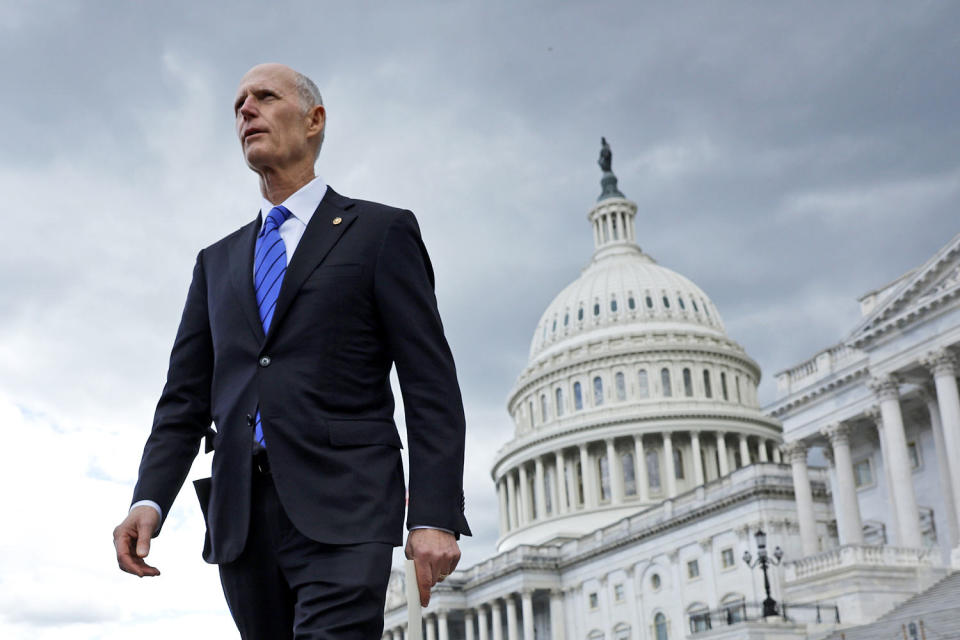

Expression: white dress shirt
xmin=132 ymin=176 xmax=448 ymax=534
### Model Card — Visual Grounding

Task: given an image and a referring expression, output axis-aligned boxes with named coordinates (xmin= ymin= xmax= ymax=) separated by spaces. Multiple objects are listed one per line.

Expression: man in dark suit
xmin=112 ymin=63 xmax=470 ymax=639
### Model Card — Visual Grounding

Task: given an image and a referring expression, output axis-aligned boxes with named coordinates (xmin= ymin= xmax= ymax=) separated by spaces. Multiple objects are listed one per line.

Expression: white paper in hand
xmin=405 ymin=558 xmax=423 ymax=640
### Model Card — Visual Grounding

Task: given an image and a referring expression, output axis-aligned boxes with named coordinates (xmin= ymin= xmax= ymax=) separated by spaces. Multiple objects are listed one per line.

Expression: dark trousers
xmin=218 ymin=469 xmax=393 ymax=639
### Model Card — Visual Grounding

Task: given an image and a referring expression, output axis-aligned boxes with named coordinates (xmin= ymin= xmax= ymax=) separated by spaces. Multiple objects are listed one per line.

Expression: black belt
xmin=253 ymin=449 xmax=271 ymax=475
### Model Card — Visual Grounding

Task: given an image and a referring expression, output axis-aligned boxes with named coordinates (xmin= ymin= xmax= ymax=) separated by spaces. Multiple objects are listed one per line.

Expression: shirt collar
xmin=259 ymin=175 xmax=328 ymax=227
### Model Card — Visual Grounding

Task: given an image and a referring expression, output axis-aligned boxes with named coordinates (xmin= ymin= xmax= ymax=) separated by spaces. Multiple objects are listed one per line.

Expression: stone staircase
xmin=822 ymin=571 xmax=960 ymax=640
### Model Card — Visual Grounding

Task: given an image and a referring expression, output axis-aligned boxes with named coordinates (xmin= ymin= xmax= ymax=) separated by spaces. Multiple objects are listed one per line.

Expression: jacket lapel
xmin=264 ymin=187 xmax=357 ymax=345
xmin=228 ymin=215 xmax=266 ymax=343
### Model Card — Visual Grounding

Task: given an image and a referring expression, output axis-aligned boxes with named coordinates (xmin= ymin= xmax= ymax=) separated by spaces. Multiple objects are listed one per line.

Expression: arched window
xmin=594 ymin=303 xmax=600 ymax=317
xmin=622 ymin=451 xmax=636 ymax=495
xmin=646 ymin=295 xmax=654 ymax=309
xmin=683 ymin=368 xmax=693 ymax=397
xmin=678 ymin=296 xmax=686 ymax=310
xmin=574 ymin=382 xmax=583 ymax=410
xmin=593 ymin=376 xmax=604 ymax=405
xmin=544 ymin=466 xmax=554 ymax=515
xmin=703 ymin=369 xmax=712 ymax=398
xmin=540 ymin=394 xmax=548 ymax=422
xmin=551 ymin=318 xmax=556 ymax=332
xmin=628 ymin=296 xmax=636 ymax=310
xmin=661 ymin=368 xmax=672 ymax=397
xmin=703 ymin=300 xmax=711 ymax=318
xmin=611 ymin=297 xmax=618 ymax=312
xmin=674 ymin=448 xmax=684 ymax=479
xmin=721 ymin=372 xmax=729 ymax=400
xmin=615 ymin=372 xmax=626 ymax=401
xmin=555 ymin=388 xmax=565 ymax=417
xmin=735 ymin=375 xmax=742 ymax=402
xmin=564 ymin=312 xmax=569 ymax=326
xmin=612 ymin=216 xmax=619 ymax=239
xmin=692 ymin=299 xmax=699 ymax=312
xmin=722 ymin=595 xmax=746 ymax=624
xmin=647 ymin=450 xmax=661 ymax=490
xmin=638 ymin=369 xmax=650 ymax=398
xmin=662 ymin=295 xmax=671 ymax=308
xmin=599 ymin=454 xmax=611 ymax=501
xmin=578 ymin=307 xmax=584 ymax=321
xmin=654 ymin=612 xmax=669 ymax=640
xmin=614 ymin=624 xmax=631 ymax=640
xmin=689 ymin=604 xmax=712 ymax=633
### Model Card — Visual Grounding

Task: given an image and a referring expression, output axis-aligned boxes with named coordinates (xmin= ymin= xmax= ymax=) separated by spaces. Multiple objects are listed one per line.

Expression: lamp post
xmin=742 ymin=529 xmax=783 ymax=618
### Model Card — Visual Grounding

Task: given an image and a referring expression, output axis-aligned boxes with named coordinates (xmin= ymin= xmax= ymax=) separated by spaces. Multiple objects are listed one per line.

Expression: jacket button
xmin=259 ymin=356 xmax=272 ymax=367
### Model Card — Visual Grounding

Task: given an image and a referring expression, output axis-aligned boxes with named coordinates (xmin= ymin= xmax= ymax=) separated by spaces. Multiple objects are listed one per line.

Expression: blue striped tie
xmin=253 ymin=205 xmax=292 ymax=448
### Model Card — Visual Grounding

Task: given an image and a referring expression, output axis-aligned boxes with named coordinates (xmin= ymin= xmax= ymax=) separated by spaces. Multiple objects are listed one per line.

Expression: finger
xmin=414 ymin=555 xmax=433 ymax=608
xmin=136 ymin=521 xmax=153 ymax=558
xmin=115 ymin=526 xmax=160 ymax=577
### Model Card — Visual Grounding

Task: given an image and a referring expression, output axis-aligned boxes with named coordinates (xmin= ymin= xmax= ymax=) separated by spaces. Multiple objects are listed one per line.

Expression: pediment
xmin=847 ymin=231 xmax=960 ymax=346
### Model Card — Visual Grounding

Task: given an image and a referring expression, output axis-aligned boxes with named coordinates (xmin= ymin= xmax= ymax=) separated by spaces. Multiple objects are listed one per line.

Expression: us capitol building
xmin=383 ymin=142 xmax=960 ymax=640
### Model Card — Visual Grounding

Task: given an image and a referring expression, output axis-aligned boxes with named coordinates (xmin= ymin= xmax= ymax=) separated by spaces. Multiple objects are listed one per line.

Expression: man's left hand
xmin=404 ymin=529 xmax=460 ymax=607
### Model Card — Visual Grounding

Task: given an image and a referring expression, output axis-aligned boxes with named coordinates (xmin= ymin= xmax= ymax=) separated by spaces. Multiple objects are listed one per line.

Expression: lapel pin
xmin=332 ymin=216 xmax=342 ymax=225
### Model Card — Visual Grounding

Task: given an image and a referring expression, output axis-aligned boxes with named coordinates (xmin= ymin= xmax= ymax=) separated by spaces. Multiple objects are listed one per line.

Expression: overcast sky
xmin=1 ymin=1 xmax=958 ymax=637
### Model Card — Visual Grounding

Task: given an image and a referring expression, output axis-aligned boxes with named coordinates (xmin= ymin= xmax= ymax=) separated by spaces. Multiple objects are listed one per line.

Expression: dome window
xmin=683 ymin=368 xmax=693 ymax=397
xmin=638 ymin=369 xmax=650 ymax=398
xmin=611 ymin=298 xmax=618 ymax=312
xmin=593 ymin=303 xmax=600 ymax=317
xmin=646 ymin=295 xmax=654 ymax=309
xmin=678 ymin=296 xmax=686 ymax=310
xmin=721 ymin=372 xmax=729 ymax=400
xmin=622 ymin=451 xmax=637 ymax=495
xmin=692 ymin=299 xmax=699 ymax=312
xmin=628 ymin=296 xmax=636 ymax=310
xmin=615 ymin=372 xmax=626 ymax=401
xmin=528 ymin=401 xmax=535 ymax=427
xmin=564 ymin=313 xmax=569 ymax=326
xmin=552 ymin=318 xmax=557 ymax=332
xmin=540 ymin=394 xmax=549 ymax=422
xmin=651 ymin=573 xmax=662 ymax=590
xmin=674 ymin=448 xmax=684 ymax=479
xmin=578 ymin=307 xmax=584 ymax=321
xmin=647 ymin=450 xmax=661 ymax=490
xmin=574 ymin=382 xmax=583 ymax=410
xmin=593 ymin=376 xmax=604 ymax=406
xmin=661 ymin=368 xmax=672 ymax=397
xmin=555 ymin=388 xmax=565 ymax=417
xmin=703 ymin=370 xmax=713 ymax=398
xmin=662 ymin=295 xmax=671 ymax=309
xmin=702 ymin=299 xmax=710 ymax=317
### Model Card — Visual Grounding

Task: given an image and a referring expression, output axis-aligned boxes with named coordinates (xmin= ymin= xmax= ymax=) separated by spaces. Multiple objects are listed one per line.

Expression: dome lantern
xmin=591 ymin=138 xmax=639 ymax=258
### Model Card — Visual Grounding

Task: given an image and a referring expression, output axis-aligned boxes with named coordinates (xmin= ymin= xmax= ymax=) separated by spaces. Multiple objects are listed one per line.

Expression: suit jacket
xmin=132 ymin=186 xmax=471 ymax=564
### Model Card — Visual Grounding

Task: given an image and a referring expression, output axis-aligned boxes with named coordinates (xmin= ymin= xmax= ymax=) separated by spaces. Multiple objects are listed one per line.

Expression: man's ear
xmin=307 ymin=104 xmax=326 ymax=138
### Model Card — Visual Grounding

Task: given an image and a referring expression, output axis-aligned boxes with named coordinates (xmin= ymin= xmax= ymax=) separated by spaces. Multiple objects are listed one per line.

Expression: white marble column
xmin=663 ymin=432 xmax=677 ymax=497
xmin=521 ymin=590 xmax=534 ymax=640
xmin=534 ymin=457 xmax=546 ymax=519
xmin=784 ymin=441 xmax=818 ymax=555
xmin=821 ymin=422 xmax=864 ymax=545
xmin=437 ymin=611 xmax=449 ymax=640
xmin=498 ymin=478 xmax=509 ymax=534
xmin=491 ymin=600 xmax=503 ymax=640
xmin=772 ymin=443 xmax=782 ymax=463
xmin=465 ymin=610 xmax=476 ymax=640
xmin=871 ymin=375 xmax=923 ymax=548
xmin=739 ymin=434 xmax=751 ymax=468
xmin=549 ymin=589 xmax=566 ymax=640
xmin=607 ymin=438 xmax=624 ymax=503
xmin=554 ymin=451 xmax=567 ymax=514
xmin=758 ymin=439 xmax=769 ymax=462
xmin=922 ymin=388 xmax=959 ymax=547
xmin=478 ymin=604 xmax=490 ymax=640
xmin=691 ymin=430 xmax=705 ymax=486
xmin=717 ymin=431 xmax=730 ymax=476
xmin=866 ymin=406 xmax=901 ymax=544
xmin=426 ymin=614 xmax=437 ymax=640
xmin=507 ymin=471 xmax=519 ymax=529
xmin=397 ymin=626 xmax=406 ymax=640
xmin=518 ymin=464 xmax=530 ymax=525
xmin=925 ymin=349 xmax=960 ymax=531
xmin=579 ymin=443 xmax=594 ymax=507
xmin=634 ymin=434 xmax=650 ymax=502
xmin=505 ymin=595 xmax=519 ymax=640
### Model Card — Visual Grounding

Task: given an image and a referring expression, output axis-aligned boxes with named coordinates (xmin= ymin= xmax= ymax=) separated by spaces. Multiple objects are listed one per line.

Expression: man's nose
xmin=238 ymin=96 xmax=258 ymax=118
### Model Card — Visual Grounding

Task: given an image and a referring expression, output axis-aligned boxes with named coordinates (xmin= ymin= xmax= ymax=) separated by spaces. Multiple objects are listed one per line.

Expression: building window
xmin=541 ymin=394 xmax=548 ymax=423
xmin=615 ymin=372 xmax=626 ymax=401
xmin=622 ymin=451 xmax=636 ymax=495
xmin=594 ymin=376 xmax=604 ymax=405
xmin=628 ymin=296 xmax=636 ymax=310
xmin=703 ymin=370 xmax=712 ymax=398
xmin=555 ymin=388 xmax=565 ymax=417
xmin=552 ymin=318 xmax=556 ymax=332
xmin=662 ymin=295 xmax=671 ymax=308
xmin=654 ymin=612 xmax=668 ymax=640
xmin=721 ymin=547 xmax=735 ymax=568
xmin=544 ymin=467 xmax=554 ymax=515
xmin=687 ymin=559 xmax=700 ymax=579
xmin=576 ymin=461 xmax=584 ymax=505
xmin=612 ymin=216 xmax=619 ymax=239
xmin=651 ymin=573 xmax=662 ymax=590
xmin=678 ymin=296 xmax=686 ymax=310
xmin=721 ymin=372 xmax=729 ymax=400
xmin=674 ymin=448 xmax=684 ymax=479
xmin=614 ymin=627 xmax=630 ymax=640
xmin=692 ymin=299 xmax=699 ymax=312
xmin=703 ymin=300 xmax=711 ymax=318
xmin=661 ymin=368 xmax=672 ymax=397
xmin=854 ymin=458 xmax=873 ymax=488
xmin=611 ymin=298 xmax=618 ymax=312
xmin=564 ymin=312 xmax=569 ymax=326
xmin=599 ymin=455 xmax=611 ymax=502
xmin=528 ymin=401 xmax=534 ymax=427
xmin=647 ymin=450 xmax=661 ymax=490
xmin=578 ymin=307 xmax=584 ymax=321
xmin=594 ymin=303 xmax=600 ymax=316
xmin=908 ymin=441 xmax=921 ymax=470
xmin=638 ymin=369 xmax=650 ymax=398
xmin=588 ymin=592 xmax=599 ymax=609
xmin=574 ymin=382 xmax=583 ymax=410
xmin=683 ymin=368 xmax=694 ymax=397
xmin=614 ymin=583 xmax=625 ymax=602
xmin=646 ymin=295 xmax=654 ymax=309
xmin=735 ymin=375 xmax=741 ymax=402
xmin=690 ymin=609 xmax=711 ymax=633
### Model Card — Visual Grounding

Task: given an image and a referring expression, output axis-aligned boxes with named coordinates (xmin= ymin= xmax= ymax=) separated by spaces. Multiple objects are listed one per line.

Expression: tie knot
xmin=263 ymin=205 xmax=292 ymax=235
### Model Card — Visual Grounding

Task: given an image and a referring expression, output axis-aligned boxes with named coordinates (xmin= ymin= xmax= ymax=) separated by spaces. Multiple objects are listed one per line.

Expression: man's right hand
xmin=113 ymin=506 xmax=161 ymax=577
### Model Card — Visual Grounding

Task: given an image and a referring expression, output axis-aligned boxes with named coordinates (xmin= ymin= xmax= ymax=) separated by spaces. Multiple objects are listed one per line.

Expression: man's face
xmin=234 ymin=64 xmax=320 ymax=173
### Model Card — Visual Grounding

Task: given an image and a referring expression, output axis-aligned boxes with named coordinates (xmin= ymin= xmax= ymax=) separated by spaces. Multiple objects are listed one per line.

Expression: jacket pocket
xmin=326 ymin=418 xmax=403 ymax=448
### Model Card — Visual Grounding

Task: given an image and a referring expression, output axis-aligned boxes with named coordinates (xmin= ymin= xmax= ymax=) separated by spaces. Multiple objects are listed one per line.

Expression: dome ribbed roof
xmin=529 ymin=245 xmax=726 ymax=362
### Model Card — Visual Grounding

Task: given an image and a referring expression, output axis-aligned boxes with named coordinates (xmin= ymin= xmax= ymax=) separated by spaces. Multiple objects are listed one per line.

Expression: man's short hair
xmin=293 ymin=71 xmax=324 ymax=156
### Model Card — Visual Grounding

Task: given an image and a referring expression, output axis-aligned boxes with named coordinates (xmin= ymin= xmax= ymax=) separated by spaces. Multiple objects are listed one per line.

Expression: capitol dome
xmin=491 ymin=141 xmax=783 ymax=551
